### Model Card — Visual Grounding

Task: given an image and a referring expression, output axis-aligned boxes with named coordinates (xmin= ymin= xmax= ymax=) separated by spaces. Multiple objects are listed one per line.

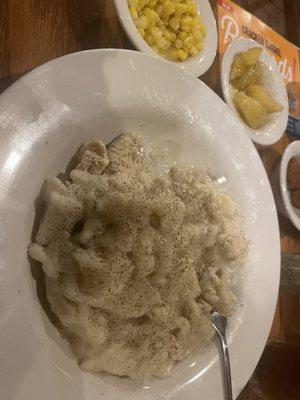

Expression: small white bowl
xmin=279 ymin=141 xmax=300 ymax=231
xmin=113 ymin=0 xmax=217 ymax=77
xmin=221 ymin=37 xmax=288 ymax=146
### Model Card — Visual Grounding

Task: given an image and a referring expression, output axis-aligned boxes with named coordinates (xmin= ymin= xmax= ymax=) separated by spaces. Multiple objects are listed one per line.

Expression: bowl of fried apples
xmin=221 ymin=37 xmax=288 ymax=146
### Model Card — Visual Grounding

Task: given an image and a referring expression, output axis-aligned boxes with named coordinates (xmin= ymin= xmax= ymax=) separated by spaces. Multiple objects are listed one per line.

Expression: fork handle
xmin=216 ymin=329 xmax=233 ymax=400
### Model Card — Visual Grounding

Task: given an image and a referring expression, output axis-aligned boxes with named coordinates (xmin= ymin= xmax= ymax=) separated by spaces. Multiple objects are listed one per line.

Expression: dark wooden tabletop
xmin=1 ymin=0 xmax=300 ymax=399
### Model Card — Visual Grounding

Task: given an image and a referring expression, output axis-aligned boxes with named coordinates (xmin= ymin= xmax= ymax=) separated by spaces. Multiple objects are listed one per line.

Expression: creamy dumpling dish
xmin=28 ymin=133 xmax=249 ymax=378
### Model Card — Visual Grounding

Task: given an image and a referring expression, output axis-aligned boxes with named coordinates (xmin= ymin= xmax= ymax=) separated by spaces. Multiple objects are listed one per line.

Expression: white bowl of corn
xmin=114 ymin=0 xmax=217 ymax=77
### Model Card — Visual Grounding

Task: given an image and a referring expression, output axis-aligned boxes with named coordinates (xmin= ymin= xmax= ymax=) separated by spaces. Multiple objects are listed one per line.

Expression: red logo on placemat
xmin=218 ymin=0 xmax=234 ymax=13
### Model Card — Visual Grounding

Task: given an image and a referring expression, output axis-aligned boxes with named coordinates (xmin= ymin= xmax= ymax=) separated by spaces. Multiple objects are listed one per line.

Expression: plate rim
xmin=0 ymin=48 xmax=280 ymax=399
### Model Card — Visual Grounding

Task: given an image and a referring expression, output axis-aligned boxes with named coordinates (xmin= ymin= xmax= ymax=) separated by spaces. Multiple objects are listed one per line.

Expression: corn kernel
xmin=141 ymin=15 xmax=150 ymax=28
xmin=129 ymin=0 xmax=138 ymax=7
xmin=138 ymin=28 xmax=145 ymax=37
xmin=169 ymin=16 xmax=180 ymax=31
xmin=195 ymin=41 xmax=203 ymax=51
xmin=169 ymin=49 xmax=178 ymax=60
xmin=192 ymin=29 xmax=202 ymax=41
xmin=182 ymin=45 xmax=189 ymax=53
xmin=164 ymin=39 xmax=171 ymax=49
xmin=175 ymin=3 xmax=188 ymax=15
xmin=188 ymin=3 xmax=197 ymax=16
xmin=157 ymin=18 xmax=164 ymax=28
xmin=181 ymin=15 xmax=193 ymax=26
xmin=139 ymin=0 xmax=147 ymax=8
xmin=144 ymin=7 xmax=159 ymax=23
xmin=190 ymin=46 xmax=198 ymax=57
xmin=201 ymin=21 xmax=207 ymax=37
xmin=135 ymin=15 xmax=149 ymax=29
xmin=192 ymin=16 xmax=199 ymax=26
xmin=156 ymin=36 xmax=167 ymax=49
xmin=151 ymin=26 xmax=162 ymax=38
xmin=162 ymin=1 xmax=175 ymax=17
xmin=183 ymin=34 xmax=193 ymax=49
xmin=192 ymin=23 xmax=201 ymax=31
xmin=181 ymin=25 xmax=191 ymax=33
xmin=177 ymin=49 xmax=187 ymax=60
xmin=179 ymin=31 xmax=188 ymax=40
xmin=129 ymin=6 xmax=138 ymax=20
xmin=170 ymin=32 xmax=176 ymax=41
xmin=156 ymin=4 xmax=163 ymax=15
xmin=163 ymin=29 xmax=172 ymax=40
xmin=148 ymin=34 xmax=155 ymax=45
xmin=175 ymin=39 xmax=183 ymax=49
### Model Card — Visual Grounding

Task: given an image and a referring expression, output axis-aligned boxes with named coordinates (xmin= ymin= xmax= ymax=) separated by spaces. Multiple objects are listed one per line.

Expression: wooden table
xmin=1 ymin=0 xmax=300 ymax=398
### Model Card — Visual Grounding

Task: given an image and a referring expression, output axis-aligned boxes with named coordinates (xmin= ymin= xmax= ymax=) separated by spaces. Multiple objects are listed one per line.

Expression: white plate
xmin=0 ymin=49 xmax=280 ymax=400
xmin=113 ymin=0 xmax=217 ymax=77
xmin=221 ymin=37 xmax=288 ymax=146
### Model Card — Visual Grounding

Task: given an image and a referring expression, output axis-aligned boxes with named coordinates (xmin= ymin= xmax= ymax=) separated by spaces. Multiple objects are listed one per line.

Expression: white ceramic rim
xmin=113 ymin=0 xmax=217 ymax=77
xmin=221 ymin=37 xmax=289 ymax=146
xmin=279 ymin=140 xmax=300 ymax=231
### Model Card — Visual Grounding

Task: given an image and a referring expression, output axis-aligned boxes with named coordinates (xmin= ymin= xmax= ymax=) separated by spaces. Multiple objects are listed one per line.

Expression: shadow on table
xmin=238 ymin=341 xmax=300 ymax=400
xmin=65 ymin=0 xmax=132 ymax=50
xmin=278 ymin=213 xmax=300 ymax=240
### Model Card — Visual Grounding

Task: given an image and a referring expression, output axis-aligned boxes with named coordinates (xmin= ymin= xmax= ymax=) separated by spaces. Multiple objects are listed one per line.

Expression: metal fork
xmin=211 ymin=310 xmax=233 ymax=400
